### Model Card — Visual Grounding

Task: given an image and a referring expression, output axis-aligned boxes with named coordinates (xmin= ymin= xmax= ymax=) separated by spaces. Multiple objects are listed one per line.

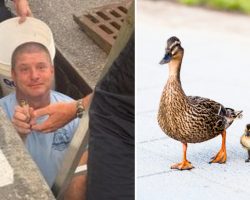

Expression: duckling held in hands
xmin=158 ymin=36 xmax=243 ymax=170
xmin=240 ymin=124 xmax=250 ymax=162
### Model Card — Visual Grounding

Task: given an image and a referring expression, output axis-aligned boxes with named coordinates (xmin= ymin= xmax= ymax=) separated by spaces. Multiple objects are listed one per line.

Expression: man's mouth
xmin=29 ymin=83 xmax=43 ymax=87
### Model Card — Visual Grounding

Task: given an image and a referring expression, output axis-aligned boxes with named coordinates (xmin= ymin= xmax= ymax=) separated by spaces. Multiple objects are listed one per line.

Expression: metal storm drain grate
xmin=73 ymin=0 xmax=132 ymax=53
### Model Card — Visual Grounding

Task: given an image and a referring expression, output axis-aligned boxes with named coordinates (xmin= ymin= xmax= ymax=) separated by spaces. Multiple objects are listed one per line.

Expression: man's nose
xmin=30 ymin=68 xmax=40 ymax=79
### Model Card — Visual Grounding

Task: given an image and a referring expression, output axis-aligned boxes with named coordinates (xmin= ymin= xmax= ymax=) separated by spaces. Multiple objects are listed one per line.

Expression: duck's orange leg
xmin=209 ymin=130 xmax=227 ymax=164
xmin=171 ymin=143 xmax=194 ymax=170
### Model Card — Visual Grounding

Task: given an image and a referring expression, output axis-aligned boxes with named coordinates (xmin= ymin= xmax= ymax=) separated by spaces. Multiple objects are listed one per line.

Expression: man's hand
xmin=32 ymin=94 xmax=92 ymax=133
xmin=12 ymin=105 xmax=34 ymax=140
xmin=31 ymin=102 xmax=77 ymax=133
xmin=13 ymin=0 xmax=32 ymax=23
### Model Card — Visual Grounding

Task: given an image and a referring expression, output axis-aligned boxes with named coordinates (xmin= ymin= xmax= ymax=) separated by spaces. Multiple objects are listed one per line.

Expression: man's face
xmin=11 ymin=51 xmax=54 ymax=99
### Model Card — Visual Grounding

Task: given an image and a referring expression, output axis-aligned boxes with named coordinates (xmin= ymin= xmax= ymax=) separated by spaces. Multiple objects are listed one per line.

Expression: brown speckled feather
xmin=158 ymin=76 xmax=230 ymax=143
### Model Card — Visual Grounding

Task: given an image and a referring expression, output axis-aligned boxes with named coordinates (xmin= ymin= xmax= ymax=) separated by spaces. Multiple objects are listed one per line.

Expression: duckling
xmin=158 ymin=36 xmax=242 ymax=170
xmin=240 ymin=124 xmax=250 ymax=162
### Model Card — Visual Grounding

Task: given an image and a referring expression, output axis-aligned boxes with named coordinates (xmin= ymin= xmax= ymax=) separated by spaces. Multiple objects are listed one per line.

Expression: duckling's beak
xmin=246 ymin=130 xmax=250 ymax=137
xmin=159 ymin=53 xmax=172 ymax=65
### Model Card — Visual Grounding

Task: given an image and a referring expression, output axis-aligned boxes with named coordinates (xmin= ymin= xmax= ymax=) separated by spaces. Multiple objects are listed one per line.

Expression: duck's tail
xmin=224 ymin=108 xmax=243 ymax=129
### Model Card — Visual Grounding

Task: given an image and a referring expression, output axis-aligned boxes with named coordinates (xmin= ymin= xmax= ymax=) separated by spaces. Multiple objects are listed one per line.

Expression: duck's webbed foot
xmin=209 ymin=148 xmax=227 ymax=164
xmin=171 ymin=160 xmax=194 ymax=170
xmin=209 ymin=130 xmax=227 ymax=164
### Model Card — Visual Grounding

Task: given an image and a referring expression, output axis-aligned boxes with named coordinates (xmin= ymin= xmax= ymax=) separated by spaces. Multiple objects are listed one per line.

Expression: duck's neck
xmin=168 ymin=58 xmax=182 ymax=80
xmin=166 ymin=58 xmax=187 ymax=99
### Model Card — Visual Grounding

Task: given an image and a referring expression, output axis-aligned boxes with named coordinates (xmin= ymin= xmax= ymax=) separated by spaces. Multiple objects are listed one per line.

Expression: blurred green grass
xmin=178 ymin=0 xmax=250 ymax=14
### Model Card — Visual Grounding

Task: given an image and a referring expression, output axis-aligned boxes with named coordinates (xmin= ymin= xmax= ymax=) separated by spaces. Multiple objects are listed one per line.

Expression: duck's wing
xmin=187 ymin=96 xmax=227 ymax=131
xmin=188 ymin=96 xmax=223 ymax=114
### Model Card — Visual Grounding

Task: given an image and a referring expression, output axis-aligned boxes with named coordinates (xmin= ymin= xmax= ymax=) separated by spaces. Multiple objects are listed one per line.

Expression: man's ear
xmin=51 ymin=65 xmax=55 ymax=74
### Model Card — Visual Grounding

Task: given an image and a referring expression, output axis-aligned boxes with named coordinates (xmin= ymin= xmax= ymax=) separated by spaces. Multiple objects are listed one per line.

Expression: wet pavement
xmin=137 ymin=0 xmax=250 ymax=199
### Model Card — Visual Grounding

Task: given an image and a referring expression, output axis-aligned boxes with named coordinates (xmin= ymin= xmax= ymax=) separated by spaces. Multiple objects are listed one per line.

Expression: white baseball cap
xmin=0 ymin=17 xmax=55 ymax=66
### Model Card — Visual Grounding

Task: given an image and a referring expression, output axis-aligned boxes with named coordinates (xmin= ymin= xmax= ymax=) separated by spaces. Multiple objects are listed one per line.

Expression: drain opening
xmin=110 ymin=10 xmax=121 ymax=18
xmin=118 ymin=6 xmax=128 ymax=14
xmin=110 ymin=21 xmax=121 ymax=30
xmin=99 ymin=24 xmax=113 ymax=34
xmin=96 ymin=11 xmax=110 ymax=20
xmin=85 ymin=14 xmax=99 ymax=23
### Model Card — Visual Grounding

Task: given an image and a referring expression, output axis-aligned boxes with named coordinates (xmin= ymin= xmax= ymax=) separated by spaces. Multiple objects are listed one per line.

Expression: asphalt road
xmin=137 ymin=1 xmax=250 ymax=199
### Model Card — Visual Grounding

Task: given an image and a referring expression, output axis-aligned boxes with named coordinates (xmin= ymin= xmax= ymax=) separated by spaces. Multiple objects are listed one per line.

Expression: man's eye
xmin=20 ymin=68 xmax=29 ymax=72
xmin=37 ymin=65 xmax=47 ymax=70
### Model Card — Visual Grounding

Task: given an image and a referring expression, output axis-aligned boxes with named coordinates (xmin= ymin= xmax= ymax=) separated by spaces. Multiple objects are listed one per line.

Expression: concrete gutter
xmin=0 ymin=108 xmax=55 ymax=200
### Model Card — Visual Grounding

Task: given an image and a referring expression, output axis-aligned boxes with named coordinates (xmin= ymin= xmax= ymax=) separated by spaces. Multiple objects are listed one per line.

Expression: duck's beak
xmin=159 ymin=52 xmax=172 ymax=65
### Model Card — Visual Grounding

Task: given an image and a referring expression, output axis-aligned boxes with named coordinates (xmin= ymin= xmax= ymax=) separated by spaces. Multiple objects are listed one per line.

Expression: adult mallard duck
xmin=158 ymin=36 xmax=242 ymax=170
xmin=240 ymin=124 xmax=250 ymax=162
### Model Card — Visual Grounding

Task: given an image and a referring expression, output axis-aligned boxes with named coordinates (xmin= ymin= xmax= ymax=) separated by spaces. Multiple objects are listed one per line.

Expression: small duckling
xmin=240 ymin=124 xmax=250 ymax=162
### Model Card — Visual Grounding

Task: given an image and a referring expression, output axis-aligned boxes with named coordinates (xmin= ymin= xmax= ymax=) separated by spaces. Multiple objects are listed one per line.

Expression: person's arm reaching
xmin=13 ymin=0 xmax=32 ymax=23
xmin=63 ymin=151 xmax=88 ymax=200
xmin=31 ymin=94 xmax=92 ymax=133
xmin=31 ymin=101 xmax=77 ymax=133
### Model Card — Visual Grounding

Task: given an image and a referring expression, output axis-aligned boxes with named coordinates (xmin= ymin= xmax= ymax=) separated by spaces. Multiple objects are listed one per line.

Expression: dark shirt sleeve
xmin=0 ymin=0 xmax=12 ymax=22
xmin=98 ymin=32 xmax=135 ymax=96
xmin=87 ymin=32 xmax=135 ymax=200
xmin=91 ymin=32 xmax=135 ymax=142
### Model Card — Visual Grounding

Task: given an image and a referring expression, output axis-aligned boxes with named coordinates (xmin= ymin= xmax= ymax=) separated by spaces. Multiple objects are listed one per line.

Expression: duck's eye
xmin=171 ymin=46 xmax=179 ymax=55
xmin=169 ymin=41 xmax=181 ymax=49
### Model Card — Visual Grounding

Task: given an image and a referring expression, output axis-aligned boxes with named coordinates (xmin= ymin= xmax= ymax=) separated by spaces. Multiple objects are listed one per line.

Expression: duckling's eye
xmin=247 ymin=124 xmax=250 ymax=130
